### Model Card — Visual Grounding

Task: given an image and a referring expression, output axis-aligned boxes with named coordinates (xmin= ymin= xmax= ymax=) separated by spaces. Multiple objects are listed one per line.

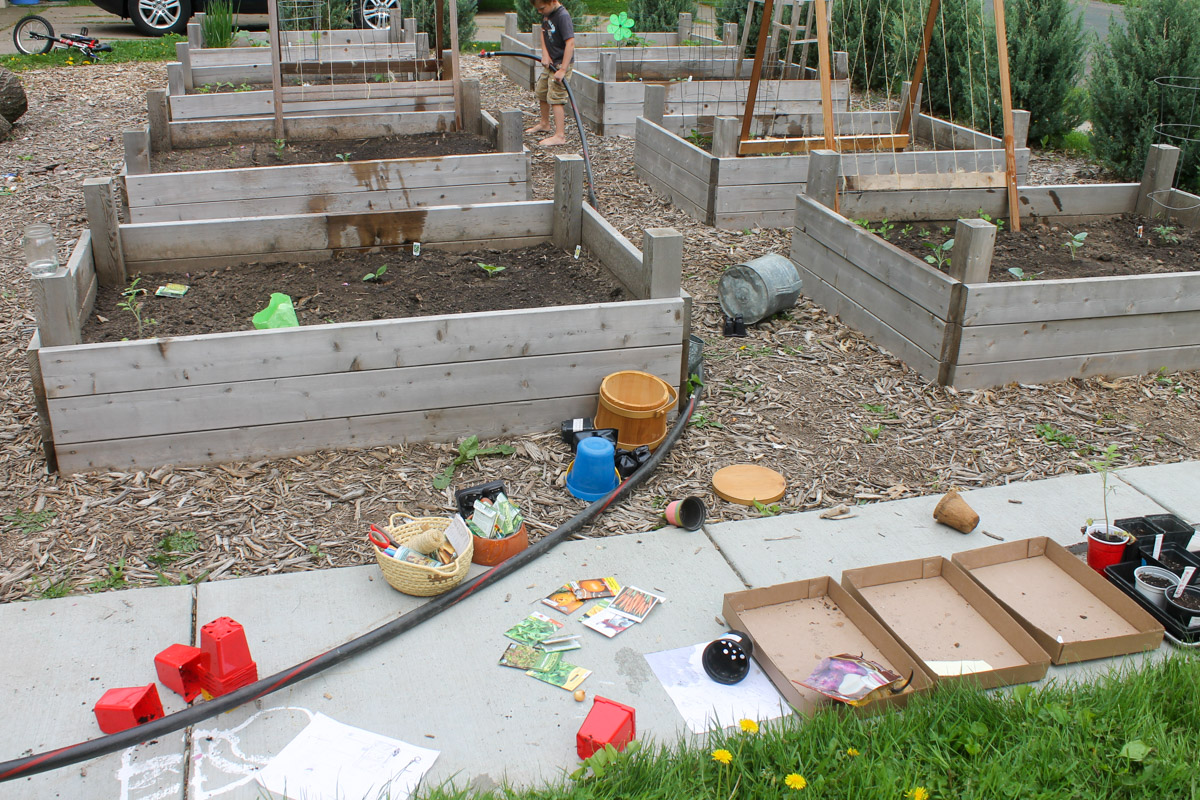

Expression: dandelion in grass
xmin=905 ymin=788 xmax=930 ymax=800
xmin=739 ymin=719 xmax=759 ymax=734
xmin=847 ymin=747 xmax=860 ymax=756
xmin=711 ymin=749 xmax=732 ymax=765
xmin=785 ymin=773 xmax=808 ymax=790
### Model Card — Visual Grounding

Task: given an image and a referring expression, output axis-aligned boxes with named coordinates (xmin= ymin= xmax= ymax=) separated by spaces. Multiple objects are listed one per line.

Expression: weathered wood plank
xmin=582 ymin=204 xmax=647 ymax=298
xmin=82 ymin=178 xmax=125 ymax=286
xmin=739 ymin=133 xmax=910 ymax=155
xmin=963 ymin=271 xmax=1200 ymax=326
xmin=714 ymin=208 xmax=795 ymax=230
xmin=634 ymin=144 xmax=712 ymax=211
xmin=635 ymin=117 xmax=714 ymax=183
xmin=43 ymin=298 xmax=684 ymax=397
xmin=170 ymin=89 xmax=452 ymax=120
xmin=27 ymin=331 xmax=58 ymax=471
xmin=839 ymin=183 xmax=1138 ymax=222
xmin=167 ymin=110 xmax=454 ymax=147
xmin=949 ymin=343 xmax=1200 ymax=390
xmin=31 ymin=233 xmax=91 ymax=348
xmin=49 ymin=345 xmax=682 ymax=443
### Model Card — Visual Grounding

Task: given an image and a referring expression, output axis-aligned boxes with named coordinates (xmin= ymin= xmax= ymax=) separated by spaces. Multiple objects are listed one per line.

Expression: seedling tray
xmin=1105 ymin=561 xmax=1199 ymax=647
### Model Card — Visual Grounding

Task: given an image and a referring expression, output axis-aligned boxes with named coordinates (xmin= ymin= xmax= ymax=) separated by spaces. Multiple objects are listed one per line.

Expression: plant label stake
xmin=1173 ymin=566 xmax=1195 ymax=599
xmin=1153 ymin=533 xmax=1164 ymax=560
xmin=412 ymin=242 xmax=421 ymax=256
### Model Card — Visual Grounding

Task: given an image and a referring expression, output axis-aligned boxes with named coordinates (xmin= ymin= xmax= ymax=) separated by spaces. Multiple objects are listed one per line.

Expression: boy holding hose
xmin=525 ymin=0 xmax=575 ymax=146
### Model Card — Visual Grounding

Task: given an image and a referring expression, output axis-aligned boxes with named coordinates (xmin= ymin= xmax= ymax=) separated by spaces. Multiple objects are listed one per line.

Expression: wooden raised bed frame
xmin=28 ymin=158 xmax=691 ymax=474
xmin=790 ymin=144 xmax=1200 ymax=389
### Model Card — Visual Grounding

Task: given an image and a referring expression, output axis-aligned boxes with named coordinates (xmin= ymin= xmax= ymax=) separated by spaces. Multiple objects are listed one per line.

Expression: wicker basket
xmin=374 ymin=512 xmax=473 ymax=596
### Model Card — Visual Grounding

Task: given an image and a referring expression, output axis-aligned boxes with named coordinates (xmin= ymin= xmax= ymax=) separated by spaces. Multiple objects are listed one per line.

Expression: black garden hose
xmin=0 ymin=394 xmax=696 ymax=782
xmin=479 ymin=49 xmax=599 ymax=209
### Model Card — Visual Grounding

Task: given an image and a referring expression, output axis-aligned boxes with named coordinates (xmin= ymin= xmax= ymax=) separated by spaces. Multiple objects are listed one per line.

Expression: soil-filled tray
xmin=149 ymin=131 xmax=492 ymax=174
xmin=82 ymin=244 xmax=626 ymax=343
xmin=722 ymin=577 xmax=933 ymax=715
xmin=953 ymin=537 xmax=1163 ymax=664
xmin=841 ymin=557 xmax=1050 ymax=688
xmin=1105 ymin=561 xmax=1199 ymax=646
xmin=889 ymin=213 xmax=1199 ymax=281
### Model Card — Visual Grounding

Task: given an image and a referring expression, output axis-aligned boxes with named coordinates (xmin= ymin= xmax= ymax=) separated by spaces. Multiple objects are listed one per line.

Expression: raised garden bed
xmin=788 ymin=144 xmax=1200 ymax=389
xmin=636 ymin=105 xmax=1029 ymax=229
xmin=29 ymin=158 xmax=692 ymax=474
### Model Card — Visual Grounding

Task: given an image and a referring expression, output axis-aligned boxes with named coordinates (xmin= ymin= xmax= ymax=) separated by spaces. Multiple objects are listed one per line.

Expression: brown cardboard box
xmin=841 ymin=556 xmax=1050 ymax=689
xmin=952 ymin=537 xmax=1164 ymax=664
xmin=721 ymin=576 xmax=934 ymax=715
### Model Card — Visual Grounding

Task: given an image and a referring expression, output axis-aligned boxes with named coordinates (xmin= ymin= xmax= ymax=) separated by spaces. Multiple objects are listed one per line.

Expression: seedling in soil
xmin=1007 ymin=266 xmax=1040 ymax=281
xmin=148 ymin=529 xmax=199 ymax=566
xmin=1155 ymin=367 xmax=1185 ymax=395
xmin=117 ymin=277 xmax=157 ymax=338
xmin=1088 ymin=443 xmax=1121 ymax=530
xmin=1063 ymin=231 xmax=1088 ymax=260
xmin=432 ymin=435 xmax=516 ymax=490
xmin=923 ymin=238 xmax=955 ymax=270
xmin=335 ymin=152 xmax=352 ymax=162
xmin=862 ymin=424 xmax=883 ymax=442
xmin=362 ymin=264 xmax=388 ymax=282
xmin=478 ymin=263 xmax=506 ymax=277
xmin=940 ymin=225 xmax=952 ymax=235
xmin=976 ymin=210 xmax=1005 ymax=231
xmin=156 ymin=568 xmax=210 ymax=586
xmin=308 ymin=544 xmax=325 ymax=560
xmin=873 ymin=218 xmax=895 ymax=240
xmin=752 ymin=499 xmax=781 ymax=516
xmin=18 ymin=153 xmax=33 ymax=161
xmin=272 ymin=138 xmax=287 ymax=158
xmin=686 ymin=129 xmax=711 ymax=148
xmin=689 ymin=411 xmax=724 ymax=429
xmin=901 ymin=224 xmax=914 ymax=236
xmin=87 ymin=558 xmax=127 ymax=592
xmin=861 ymin=402 xmax=897 ymax=418
xmin=31 ymin=574 xmax=72 ymax=599
xmin=3 ymin=508 xmax=57 ymax=534
xmin=1153 ymin=224 xmax=1181 ymax=244
xmin=1036 ymin=422 xmax=1076 ymax=448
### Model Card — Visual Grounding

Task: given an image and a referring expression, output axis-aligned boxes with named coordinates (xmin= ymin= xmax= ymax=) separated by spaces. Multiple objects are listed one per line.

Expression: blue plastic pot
xmin=566 ymin=437 xmax=619 ymax=501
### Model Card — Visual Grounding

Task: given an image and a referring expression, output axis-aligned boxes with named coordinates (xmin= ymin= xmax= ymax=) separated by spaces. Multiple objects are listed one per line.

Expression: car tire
xmin=355 ymin=0 xmax=402 ymax=30
xmin=130 ymin=0 xmax=192 ymax=36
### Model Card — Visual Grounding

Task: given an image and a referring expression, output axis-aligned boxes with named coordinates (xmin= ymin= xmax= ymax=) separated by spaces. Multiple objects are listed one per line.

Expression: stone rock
xmin=0 ymin=115 xmax=11 ymax=141
xmin=0 ymin=67 xmax=28 ymax=124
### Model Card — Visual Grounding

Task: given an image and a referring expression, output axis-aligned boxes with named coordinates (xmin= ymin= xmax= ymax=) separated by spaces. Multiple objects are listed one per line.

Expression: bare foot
xmin=538 ymin=135 xmax=568 ymax=146
xmin=525 ymin=124 xmax=552 ymax=134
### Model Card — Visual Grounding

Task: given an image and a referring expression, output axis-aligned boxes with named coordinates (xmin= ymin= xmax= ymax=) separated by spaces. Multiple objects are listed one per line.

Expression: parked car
xmin=89 ymin=0 xmax=402 ymax=37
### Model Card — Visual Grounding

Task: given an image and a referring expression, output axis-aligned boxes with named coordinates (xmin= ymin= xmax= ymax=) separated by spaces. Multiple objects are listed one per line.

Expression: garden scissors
xmin=367 ymin=524 xmax=394 ymax=550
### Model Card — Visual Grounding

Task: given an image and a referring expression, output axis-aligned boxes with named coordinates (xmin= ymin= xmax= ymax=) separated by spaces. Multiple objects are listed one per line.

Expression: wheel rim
xmin=360 ymin=0 xmax=401 ymax=30
xmin=137 ymin=0 xmax=182 ymax=30
xmin=17 ymin=20 xmax=51 ymax=53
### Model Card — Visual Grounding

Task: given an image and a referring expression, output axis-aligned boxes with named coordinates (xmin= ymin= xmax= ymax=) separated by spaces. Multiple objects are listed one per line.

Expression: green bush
xmin=1088 ymin=0 xmax=1200 ymax=190
xmin=625 ymin=0 xmax=696 ymax=35
xmin=516 ymin=0 xmax=591 ymax=34
xmin=830 ymin=0 xmax=906 ymax=89
xmin=406 ymin=0 xmax=478 ymax=49
xmin=279 ymin=0 xmax=353 ymax=31
xmin=201 ymin=0 xmax=234 ymax=47
xmin=1004 ymin=0 xmax=1086 ymax=144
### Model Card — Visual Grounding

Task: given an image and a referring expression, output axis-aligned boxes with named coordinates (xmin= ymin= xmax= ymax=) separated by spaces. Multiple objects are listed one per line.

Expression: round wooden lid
xmin=712 ymin=464 xmax=786 ymax=506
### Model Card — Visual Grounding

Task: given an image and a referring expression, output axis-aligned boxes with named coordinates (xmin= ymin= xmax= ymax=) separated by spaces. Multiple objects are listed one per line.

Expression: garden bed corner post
xmin=641 ymin=227 xmax=689 ymax=407
xmin=1136 ymin=144 xmax=1181 ymax=219
xmin=553 ymin=154 xmax=584 ymax=250
xmin=81 ymin=177 xmax=126 ymax=286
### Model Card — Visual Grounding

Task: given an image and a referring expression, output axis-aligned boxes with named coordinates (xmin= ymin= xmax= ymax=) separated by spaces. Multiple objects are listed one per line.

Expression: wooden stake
xmin=448 ymin=0 xmax=461 ymax=130
xmin=897 ymin=0 xmax=940 ymax=138
xmin=813 ymin=0 xmax=834 ymax=150
xmin=739 ymin=0 xmax=776 ymax=149
xmin=991 ymin=0 xmax=1020 ymax=231
xmin=266 ymin=0 xmax=284 ymax=141
xmin=435 ymin=0 xmax=445 ymax=80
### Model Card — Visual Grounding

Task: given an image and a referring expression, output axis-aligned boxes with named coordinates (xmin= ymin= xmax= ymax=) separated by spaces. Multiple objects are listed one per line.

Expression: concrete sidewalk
xmin=2 ymin=462 xmax=1197 ymax=799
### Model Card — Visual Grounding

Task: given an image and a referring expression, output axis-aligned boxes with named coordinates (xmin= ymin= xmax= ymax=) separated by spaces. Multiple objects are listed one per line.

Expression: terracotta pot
xmin=472 ymin=523 xmax=529 ymax=567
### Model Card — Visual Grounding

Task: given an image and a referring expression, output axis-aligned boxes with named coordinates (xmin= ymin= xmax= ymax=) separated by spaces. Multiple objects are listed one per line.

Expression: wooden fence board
xmin=167 ymin=110 xmax=455 ymax=147
xmin=42 ymin=298 xmax=683 ymax=397
xmin=634 ymin=145 xmax=712 ymax=211
xmin=170 ymin=89 xmax=451 ymax=120
xmin=963 ymin=271 xmax=1200 ymax=326
xmin=949 ymin=343 xmax=1200 ymax=391
xmin=635 ymin=117 xmax=713 ymax=182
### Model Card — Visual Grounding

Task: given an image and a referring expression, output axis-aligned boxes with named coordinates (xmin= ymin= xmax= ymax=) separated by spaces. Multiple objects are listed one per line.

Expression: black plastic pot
xmin=1104 ymin=560 xmax=1198 ymax=644
xmin=1163 ymin=584 xmax=1200 ymax=632
xmin=1116 ymin=515 xmax=1194 ymax=561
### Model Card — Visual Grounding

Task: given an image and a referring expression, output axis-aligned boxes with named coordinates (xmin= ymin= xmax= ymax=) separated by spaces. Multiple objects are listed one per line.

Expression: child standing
xmin=525 ymin=0 xmax=575 ymax=146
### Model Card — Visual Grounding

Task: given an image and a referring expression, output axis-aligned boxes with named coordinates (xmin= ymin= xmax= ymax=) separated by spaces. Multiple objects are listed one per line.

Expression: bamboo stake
xmin=896 ymin=0 xmax=940 ymax=138
xmin=813 ymin=0 xmax=834 ymax=150
xmin=267 ymin=0 xmax=284 ymax=140
xmin=992 ymin=0 xmax=1021 ymax=231
xmin=738 ymin=0 xmax=776 ymax=150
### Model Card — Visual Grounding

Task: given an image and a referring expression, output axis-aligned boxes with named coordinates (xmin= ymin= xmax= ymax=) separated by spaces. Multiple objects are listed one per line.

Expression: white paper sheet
xmin=644 ymin=643 xmax=791 ymax=734
xmin=255 ymin=713 xmax=439 ymax=800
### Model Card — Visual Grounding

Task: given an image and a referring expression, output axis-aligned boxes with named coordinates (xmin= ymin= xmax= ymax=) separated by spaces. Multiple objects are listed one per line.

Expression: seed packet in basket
xmin=504 ymin=612 xmax=564 ymax=647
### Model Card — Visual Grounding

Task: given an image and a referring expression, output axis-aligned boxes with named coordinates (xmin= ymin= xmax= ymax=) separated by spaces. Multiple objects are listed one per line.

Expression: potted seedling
xmin=1132 ymin=565 xmax=1179 ymax=609
xmin=1163 ymin=567 xmax=1199 ymax=630
xmin=1082 ymin=443 xmax=1134 ymax=574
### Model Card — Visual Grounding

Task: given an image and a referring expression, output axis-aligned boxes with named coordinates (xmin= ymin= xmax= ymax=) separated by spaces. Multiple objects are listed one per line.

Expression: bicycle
xmin=12 ymin=16 xmax=113 ymax=61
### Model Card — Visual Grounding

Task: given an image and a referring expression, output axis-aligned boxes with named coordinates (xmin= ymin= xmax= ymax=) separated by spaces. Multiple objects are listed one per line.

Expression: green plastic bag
xmin=252 ymin=293 xmax=299 ymax=330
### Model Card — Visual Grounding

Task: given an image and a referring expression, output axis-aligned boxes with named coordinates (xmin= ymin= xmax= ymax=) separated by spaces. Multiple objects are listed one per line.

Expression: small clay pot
xmin=933 ymin=490 xmax=979 ymax=533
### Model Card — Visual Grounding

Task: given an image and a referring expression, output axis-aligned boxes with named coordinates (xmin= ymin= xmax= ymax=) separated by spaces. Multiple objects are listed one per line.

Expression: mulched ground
xmin=148 ymin=131 xmax=492 ymax=173
xmin=83 ymin=244 xmax=626 ymax=342
xmin=888 ymin=213 xmax=1200 ymax=281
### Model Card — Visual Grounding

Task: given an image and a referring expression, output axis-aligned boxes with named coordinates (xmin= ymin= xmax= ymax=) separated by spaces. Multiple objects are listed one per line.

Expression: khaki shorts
xmin=535 ymin=65 xmax=573 ymax=105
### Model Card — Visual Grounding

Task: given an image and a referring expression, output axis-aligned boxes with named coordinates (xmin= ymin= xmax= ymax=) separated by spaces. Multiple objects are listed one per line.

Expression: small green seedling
xmin=432 ymin=435 xmax=515 ymax=489
xmin=31 ymin=574 xmax=72 ymax=599
xmin=3 ymin=508 xmax=57 ymax=534
xmin=873 ymin=218 xmax=895 ymax=240
xmin=901 ymin=224 xmax=914 ymax=236
xmin=1088 ymin=443 xmax=1121 ymax=530
xmin=977 ymin=210 xmax=1006 ymax=231
xmin=1035 ymin=422 xmax=1076 ymax=448
xmin=752 ymin=499 xmax=781 ymax=516
xmin=18 ymin=154 xmax=33 ymax=161
xmin=272 ymin=138 xmax=287 ymax=158
xmin=1153 ymin=224 xmax=1180 ymax=244
xmin=923 ymin=238 xmax=955 ymax=270
xmin=478 ymin=263 xmax=506 ymax=276
xmin=87 ymin=558 xmax=127 ymax=592
xmin=335 ymin=152 xmax=352 ymax=162
xmin=1063 ymin=231 xmax=1087 ymax=260
xmin=1007 ymin=266 xmax=1040 ymax=281
xmin=363 ymin=264 xmax=388 ymax=282
xmin=689 ymin=410 xmax=724 ymax=429
xmin=117 ymin=277 xmax=157 ymax=338
xmin=569 ymin=740 xmax=642 ymax=781
xmin=863 ymin=424 xmax=883 ymax=442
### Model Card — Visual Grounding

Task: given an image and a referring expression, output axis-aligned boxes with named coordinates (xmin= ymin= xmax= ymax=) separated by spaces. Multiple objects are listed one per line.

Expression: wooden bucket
xmin=594 ymin=371 xmax=678 ymax=451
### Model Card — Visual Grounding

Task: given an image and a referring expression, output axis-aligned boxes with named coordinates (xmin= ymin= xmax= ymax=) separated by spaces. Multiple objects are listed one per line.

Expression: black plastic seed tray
xmin=1105 ymin=560 xmax=1198 ymax=645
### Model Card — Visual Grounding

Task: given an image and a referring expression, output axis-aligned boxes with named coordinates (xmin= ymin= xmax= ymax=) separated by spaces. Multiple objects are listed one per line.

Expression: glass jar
xmin=22 ymin=224 xmax=59 ymax=277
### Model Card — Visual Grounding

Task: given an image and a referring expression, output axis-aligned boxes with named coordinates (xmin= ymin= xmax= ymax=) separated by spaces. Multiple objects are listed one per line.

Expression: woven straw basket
xmin=374 ymin=512 xmax=473 ymax=596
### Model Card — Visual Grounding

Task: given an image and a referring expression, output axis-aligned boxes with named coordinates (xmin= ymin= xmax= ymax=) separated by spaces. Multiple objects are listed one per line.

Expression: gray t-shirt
xmin=540 ymin=5 xmax=575 ymax=68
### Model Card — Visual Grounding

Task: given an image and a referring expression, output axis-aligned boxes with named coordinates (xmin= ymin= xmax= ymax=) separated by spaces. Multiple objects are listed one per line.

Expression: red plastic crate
xmin=576 ymin=696 xmax=636 ymax=760
xmin=154 ymin=643 xmax=210 ymax=702
xmin=94 ymin=684 xmax=164 ymax=734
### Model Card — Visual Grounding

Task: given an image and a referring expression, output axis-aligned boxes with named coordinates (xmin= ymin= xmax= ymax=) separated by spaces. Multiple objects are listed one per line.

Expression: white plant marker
xmin=413 ymin=242 xmax=421 ymax=256
xmin=1153 ymin=533 xmax=1164 ymax=560
xmin=1173 ymin=566 xmax=1195 ymax=599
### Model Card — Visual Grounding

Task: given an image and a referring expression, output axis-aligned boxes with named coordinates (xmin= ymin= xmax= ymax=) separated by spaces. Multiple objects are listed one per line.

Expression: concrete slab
xmin=0 ymin=586 xmax=195 ymax=800
xmin=1116 ymin=462 xmax=1200 ymax=548
xmin=184 ymin=527 xmax=748 ymax=798
xmin=707 ymin=471 xmax=1168 ymax=589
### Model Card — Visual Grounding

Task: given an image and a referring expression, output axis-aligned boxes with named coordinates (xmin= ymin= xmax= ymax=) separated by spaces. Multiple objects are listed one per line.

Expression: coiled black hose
xmin=0 ymin=394 xmax=696 ymax=782
xmin=479 ymin=49 xmax=599 ymax=209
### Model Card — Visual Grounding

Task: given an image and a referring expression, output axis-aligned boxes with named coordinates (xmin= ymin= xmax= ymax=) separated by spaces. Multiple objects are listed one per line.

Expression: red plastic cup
xmin=1085 ymin=524 xmax=1131 ymax=574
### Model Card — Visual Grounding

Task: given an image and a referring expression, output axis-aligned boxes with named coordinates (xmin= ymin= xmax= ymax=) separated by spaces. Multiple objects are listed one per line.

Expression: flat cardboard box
xmin=841 ymin=557 xmax=1050 ymax=689
xmin=952 ymin=537 xmax=1164 ymax=664
xmin=721 ymin=576 xmax=934 ymax=715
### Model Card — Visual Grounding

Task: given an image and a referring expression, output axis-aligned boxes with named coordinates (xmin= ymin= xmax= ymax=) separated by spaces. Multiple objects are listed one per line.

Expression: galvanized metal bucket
xmin=717 ymin=254 xmax=803 ymax=325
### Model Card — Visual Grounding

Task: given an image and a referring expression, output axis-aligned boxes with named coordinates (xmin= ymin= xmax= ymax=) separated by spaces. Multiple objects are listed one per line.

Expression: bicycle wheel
xmin=13 ymin=15 xmax=54 ymax=55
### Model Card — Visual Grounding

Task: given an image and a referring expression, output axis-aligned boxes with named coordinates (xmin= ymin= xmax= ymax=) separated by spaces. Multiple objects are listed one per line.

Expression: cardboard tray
xmin=722 ymin=576 xmax=935 ymax=715
xmin=841 ymin=556 xmax=1050 ymax=689
xmin=952 ymin=537 xmax=1164 ymax=664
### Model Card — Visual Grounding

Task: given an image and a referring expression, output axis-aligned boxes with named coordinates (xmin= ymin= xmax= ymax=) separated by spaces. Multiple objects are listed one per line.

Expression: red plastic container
xmin=1086 ymin=525 xmax=1131 ymax=574
xmin=155 ymin=643 xmax=210 ymax=702
xmin=576 ymin=696 xmax=636 ymax=760
xmin=197 ymin=616 xmax=258 ymax=697
xmin=94 ymin=684 xmax=164 ymax=734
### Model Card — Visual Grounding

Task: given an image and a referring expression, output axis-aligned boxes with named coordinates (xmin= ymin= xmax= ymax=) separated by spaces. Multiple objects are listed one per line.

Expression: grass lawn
xmin=2 ymin=34 xmax=184 ymax=71
xmin=423 ymin=653 xmax=1199 ymax=799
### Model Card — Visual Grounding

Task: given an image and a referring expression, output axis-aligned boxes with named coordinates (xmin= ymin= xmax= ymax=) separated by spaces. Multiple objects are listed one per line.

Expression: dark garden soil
xmin=889 ymin=213 xmax=1200 ymax=281
xmin=82 ymin=244 xmax=627 ymax=343
xmin=148 ymin=131 xmax=493 ymax=173
xmin=1139 ymin=573 xmax=1174 ymax=589
xmin=1171 ymin=590 xmax=1200 ymax=612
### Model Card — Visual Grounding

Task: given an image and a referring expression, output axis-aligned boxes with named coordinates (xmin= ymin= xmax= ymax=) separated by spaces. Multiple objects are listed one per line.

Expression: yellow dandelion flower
xmin=739 ymin=719 xmax=759 ymax=734
xmin=905 ymin=787 xmax=930 ymax=800
xmin=847 ymin=747 xmax=860 ymax=756
xmin=711 ymin=749 xmax=733 ymax=765
xmin=785 ymin=773 xmax=808 ymax=790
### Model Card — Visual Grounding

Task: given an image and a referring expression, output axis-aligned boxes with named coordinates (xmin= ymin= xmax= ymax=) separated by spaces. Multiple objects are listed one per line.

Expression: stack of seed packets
xmin=581 ymin=585 xmax=666 ymax=638
xmin=540 ymin=576 xmax=621 ymax=615
xmin=501 ymin=612 xmax=591 ymax=691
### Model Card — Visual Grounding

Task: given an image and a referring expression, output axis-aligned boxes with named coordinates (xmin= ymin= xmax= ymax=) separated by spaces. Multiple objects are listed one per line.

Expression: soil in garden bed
xmin=148 ymin=131 xmax=493 ymax=173
xmin=82 ymin=244 xmax=628 ymax=343
xmin=888 ymin=213 xmax=1200 ymax=281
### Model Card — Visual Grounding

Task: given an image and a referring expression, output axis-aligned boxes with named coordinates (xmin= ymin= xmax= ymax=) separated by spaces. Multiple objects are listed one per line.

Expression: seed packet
xmin=503 ymin=612 xmax=564 ymax=646
xmin=569 ymin=577 xmax=621 ymax=600
xmin=155 ymin=283 xmax=189 ymax=297
xmin=526 ymin=662 xmax=591 ymax=691
xmin=582 ymin=599 xmax=612 ymax=618
xmin=540 ymin=636 xmax=582 ymax=652
xmin=581 ymin=607 xmax=637 ymax=638
xmin=608 ymin=585 xmax=666 ymax=623
xmin=499 ymin=643 xmax=562 ymax=672
xmin=541 ymin=584 xmax=584 ymax=615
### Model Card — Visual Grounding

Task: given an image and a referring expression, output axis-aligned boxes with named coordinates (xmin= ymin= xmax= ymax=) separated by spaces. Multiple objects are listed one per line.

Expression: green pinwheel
xmin=607 ymin=12 xmax=635 ymax=42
